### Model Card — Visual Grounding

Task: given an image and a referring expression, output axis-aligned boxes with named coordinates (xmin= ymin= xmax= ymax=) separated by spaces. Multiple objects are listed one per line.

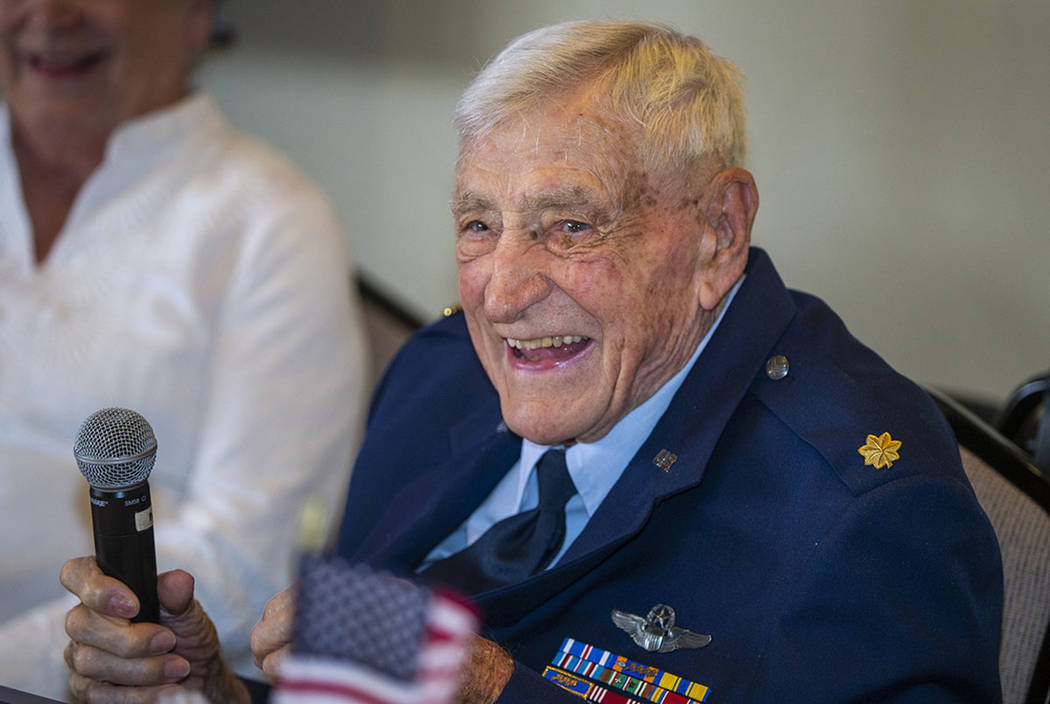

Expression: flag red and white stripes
xmin=272 ymin=558 xmax=478 ymax=704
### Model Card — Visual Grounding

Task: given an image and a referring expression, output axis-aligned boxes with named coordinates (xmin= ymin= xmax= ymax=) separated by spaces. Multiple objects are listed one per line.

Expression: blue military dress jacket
xmin=337 ymin=248 xmax=1003 ymax=703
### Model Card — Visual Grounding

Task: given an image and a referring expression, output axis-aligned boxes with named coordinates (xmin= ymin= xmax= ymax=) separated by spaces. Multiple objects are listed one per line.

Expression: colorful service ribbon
xmin=543 ymin=666 xmax=643 ymax=703
xmin=558 ymin=638 xmax=710 ymax=702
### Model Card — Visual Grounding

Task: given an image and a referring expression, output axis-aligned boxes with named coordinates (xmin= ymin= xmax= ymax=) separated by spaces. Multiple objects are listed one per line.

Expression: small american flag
xmin=272 ymin=556 xmax=478 ymax=704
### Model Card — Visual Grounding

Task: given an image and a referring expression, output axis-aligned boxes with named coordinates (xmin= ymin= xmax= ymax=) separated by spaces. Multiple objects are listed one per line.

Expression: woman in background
xmin=0 ymin=1 xmax=368 ymax=698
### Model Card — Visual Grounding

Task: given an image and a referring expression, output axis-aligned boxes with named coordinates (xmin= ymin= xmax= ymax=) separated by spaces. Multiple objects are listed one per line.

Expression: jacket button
xmin=765 ymin=355 xmax=790 ymax=380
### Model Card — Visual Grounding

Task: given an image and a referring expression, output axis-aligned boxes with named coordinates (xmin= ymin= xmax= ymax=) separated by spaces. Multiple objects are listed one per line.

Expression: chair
xmin=929 ymin=387 xmax=1050 ymax=704
xmin=355 ymin=273 xmax=424 ymax=391
xmin=998 ymin=371 xmax=1050 ymax=473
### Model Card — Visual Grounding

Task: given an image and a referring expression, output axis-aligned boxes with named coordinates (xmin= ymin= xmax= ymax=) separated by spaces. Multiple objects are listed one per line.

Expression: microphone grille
xmin=73 ymin=408 xmax=157 ymax=490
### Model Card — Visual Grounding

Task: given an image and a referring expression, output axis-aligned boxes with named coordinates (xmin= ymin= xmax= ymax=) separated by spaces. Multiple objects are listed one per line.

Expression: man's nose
xmin=483 ymin=231 xmax=553 ymax=323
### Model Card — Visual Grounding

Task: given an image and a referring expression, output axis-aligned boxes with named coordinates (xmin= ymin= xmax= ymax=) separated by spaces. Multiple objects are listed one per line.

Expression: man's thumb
xmin=158 ymin=569 xmax=195 ymax=617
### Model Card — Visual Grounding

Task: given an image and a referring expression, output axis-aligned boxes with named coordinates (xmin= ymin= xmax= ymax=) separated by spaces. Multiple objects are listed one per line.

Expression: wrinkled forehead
xmin=455 ymin=102 xmax=645 ymax=205
xmin=463 ymin=87 xmax=644 ymax=162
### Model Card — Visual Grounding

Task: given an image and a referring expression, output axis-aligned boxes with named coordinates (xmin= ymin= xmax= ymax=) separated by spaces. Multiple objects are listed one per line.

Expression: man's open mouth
xmin=506 ymin=335 xmax=591 ymax=362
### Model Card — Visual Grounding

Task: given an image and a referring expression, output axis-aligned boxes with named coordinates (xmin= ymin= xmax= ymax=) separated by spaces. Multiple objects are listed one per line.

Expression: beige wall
xmin=198 ymin=0 xmax=1050 ymax=402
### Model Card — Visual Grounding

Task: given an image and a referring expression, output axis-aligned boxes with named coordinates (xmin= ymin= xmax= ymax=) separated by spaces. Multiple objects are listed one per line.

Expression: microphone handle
xmin=89 ymin=483 xmax=160 ymax=623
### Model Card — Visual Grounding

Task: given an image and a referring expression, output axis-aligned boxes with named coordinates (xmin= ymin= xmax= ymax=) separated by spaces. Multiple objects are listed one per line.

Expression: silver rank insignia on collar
xmin=611 ymin=604 xmax=711 ymax=653
xmin=653 ymin=449 xmax=678 ymax=471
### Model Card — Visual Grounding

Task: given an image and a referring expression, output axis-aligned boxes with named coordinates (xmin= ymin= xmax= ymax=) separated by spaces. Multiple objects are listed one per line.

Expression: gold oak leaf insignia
xmin=858 ymin=432 xmax=902 ymax=469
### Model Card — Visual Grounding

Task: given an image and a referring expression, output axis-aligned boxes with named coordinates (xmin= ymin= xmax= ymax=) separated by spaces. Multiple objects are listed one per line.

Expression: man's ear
xmin=699 ymin=168 xmax=758 ymax=309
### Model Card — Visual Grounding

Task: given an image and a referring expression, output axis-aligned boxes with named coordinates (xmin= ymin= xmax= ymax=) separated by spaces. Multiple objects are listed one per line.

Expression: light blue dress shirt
xmin=419 ymin=278 xmax=744 ymax=571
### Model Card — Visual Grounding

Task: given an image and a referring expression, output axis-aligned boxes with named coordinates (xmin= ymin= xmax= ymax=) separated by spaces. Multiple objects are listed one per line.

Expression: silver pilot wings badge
xmin=611 ymin=604 xmax=711 ymax=653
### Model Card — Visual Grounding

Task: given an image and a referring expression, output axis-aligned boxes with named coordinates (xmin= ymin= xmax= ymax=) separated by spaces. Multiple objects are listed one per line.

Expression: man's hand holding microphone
xmin=61 ymin=409 xmax=247 ymax=703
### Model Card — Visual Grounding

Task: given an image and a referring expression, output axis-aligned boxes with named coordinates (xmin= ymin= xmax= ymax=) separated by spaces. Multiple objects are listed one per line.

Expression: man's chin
xmin=502 ymin=413 xmax=567 ymax=446
xmin=501 ymin=405 xmax=604 ymax=446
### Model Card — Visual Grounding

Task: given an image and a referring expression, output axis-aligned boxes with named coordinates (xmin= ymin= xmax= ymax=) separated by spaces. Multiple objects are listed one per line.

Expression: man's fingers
xmin=68 ymin=670 xmax=182 ymax=704
xmin=66 ymin=640 xmax=190 ymax=687
xmin=250 ymin=587 xmax=296 ymax=678
xmin=250 ymin=586 xmax=296 ymax=666
xmin=60 ymin=556 xmax=140 ymax=619
xmin=263 ymin=585 xmax=296 ymax=623
xmin=251 ymin=617 xmax=293 ymax=673
xmin=65 ymin=604 xmax=175 ymax=658
xmin=259 ymin=643 xmax=291 ymax=682
xmin=61 ymin=563 xmax=230 ymax=700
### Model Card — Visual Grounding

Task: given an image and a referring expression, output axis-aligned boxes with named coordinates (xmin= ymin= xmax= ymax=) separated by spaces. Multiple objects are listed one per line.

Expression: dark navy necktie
xmin=419 ymin=449 xmax=576 ymax=594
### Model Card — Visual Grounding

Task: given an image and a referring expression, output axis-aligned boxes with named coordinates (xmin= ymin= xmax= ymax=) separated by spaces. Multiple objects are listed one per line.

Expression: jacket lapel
xmin=355 ymin=407 xmax=522 ymax=573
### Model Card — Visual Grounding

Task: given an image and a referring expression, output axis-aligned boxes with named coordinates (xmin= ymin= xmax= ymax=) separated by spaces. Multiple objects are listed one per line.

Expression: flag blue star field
xmin=272 ymin=557 xmax=478 ymax=704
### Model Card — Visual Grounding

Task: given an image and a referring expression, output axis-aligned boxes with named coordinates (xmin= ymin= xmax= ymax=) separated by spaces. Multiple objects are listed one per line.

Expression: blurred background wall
xmin=197 ymin=0 xmax=1049 ymax=405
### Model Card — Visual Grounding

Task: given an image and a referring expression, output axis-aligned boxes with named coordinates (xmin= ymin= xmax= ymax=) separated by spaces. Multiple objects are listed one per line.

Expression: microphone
xmin=73 ymin=408 xmax=160 ymax=623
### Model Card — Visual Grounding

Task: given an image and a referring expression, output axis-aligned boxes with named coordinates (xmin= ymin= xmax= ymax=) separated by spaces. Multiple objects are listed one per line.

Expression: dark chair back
xmin=355 ymin=274 xmax=424 ymax=393
xmin=929 ymin=387 xmax=1050 ymax=704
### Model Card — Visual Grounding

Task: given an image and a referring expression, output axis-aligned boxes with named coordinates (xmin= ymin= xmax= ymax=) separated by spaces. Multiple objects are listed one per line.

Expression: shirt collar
xmin=517 ymin=275 xmax=746 ymax=515
xmin=104 ymin=92 xmax=222 ymax=163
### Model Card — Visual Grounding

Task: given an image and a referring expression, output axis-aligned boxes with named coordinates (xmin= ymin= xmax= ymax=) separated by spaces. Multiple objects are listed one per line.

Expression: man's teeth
xmin=506 ymin=335 xmax=586 ymax=350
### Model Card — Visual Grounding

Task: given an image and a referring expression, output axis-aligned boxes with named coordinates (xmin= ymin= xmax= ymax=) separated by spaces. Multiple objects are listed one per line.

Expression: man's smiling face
xmin=453 ymin=91 xmax=724 ymax=445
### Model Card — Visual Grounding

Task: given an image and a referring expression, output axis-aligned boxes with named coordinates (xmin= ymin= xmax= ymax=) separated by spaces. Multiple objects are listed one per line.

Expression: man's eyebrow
xmin=523 ymin=185 xmax=601 ymax=212
xmin=525 ymin=186 xmax=619 ymax=226
xmin=450 ymin=192 xmax=497 ymax=215
xmin=451 ymin=186 xmax=617 ymax=224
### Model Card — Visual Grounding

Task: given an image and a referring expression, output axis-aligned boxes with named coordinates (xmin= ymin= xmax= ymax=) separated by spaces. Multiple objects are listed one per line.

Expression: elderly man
xmin=60 ymin=20 xmax=1002 ymax=704
xmin=1 ymin=0 xmax=366 ymax=699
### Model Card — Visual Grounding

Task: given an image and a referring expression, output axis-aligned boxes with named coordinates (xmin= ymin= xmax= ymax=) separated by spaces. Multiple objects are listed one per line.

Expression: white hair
xmin=454 ymin=20 xmax=748 ymax=171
